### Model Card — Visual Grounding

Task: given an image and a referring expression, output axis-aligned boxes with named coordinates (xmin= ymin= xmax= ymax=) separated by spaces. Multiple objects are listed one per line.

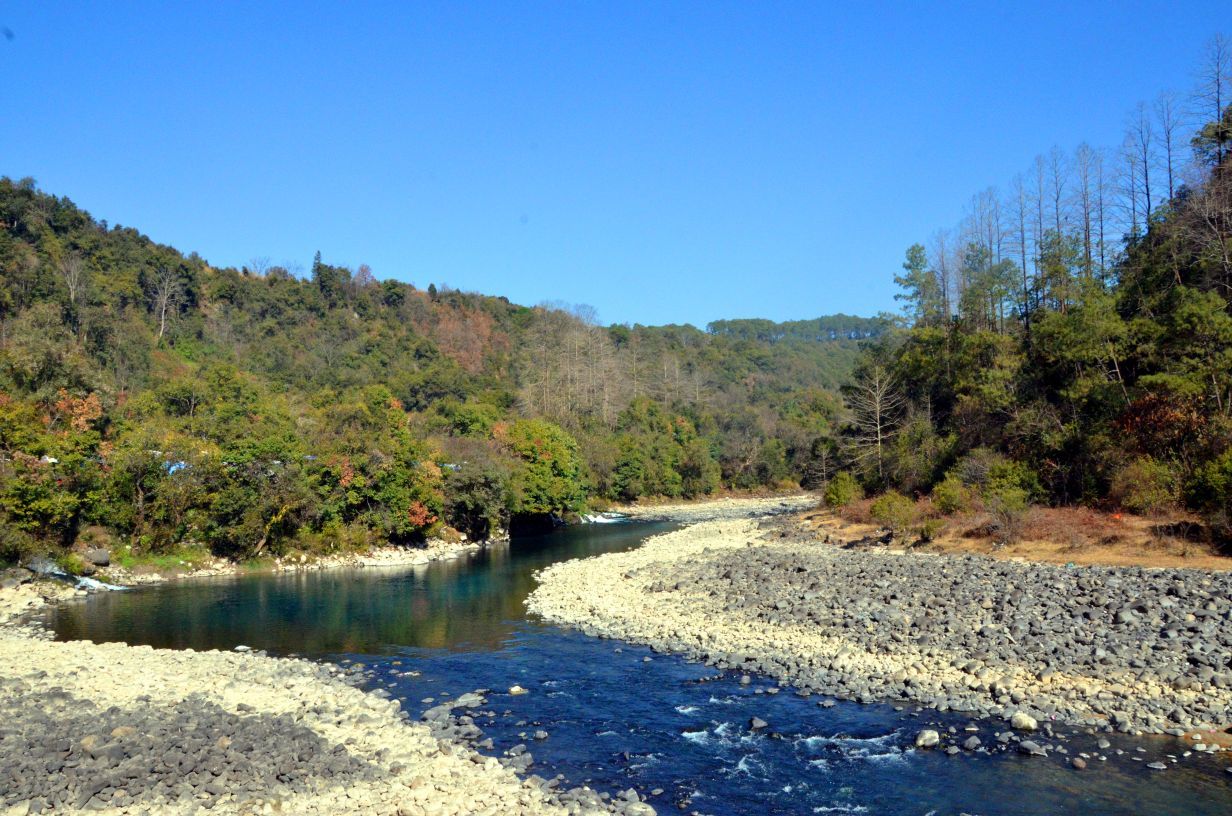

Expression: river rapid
xmin=49 ymin=520 xmax=1232 ymax=815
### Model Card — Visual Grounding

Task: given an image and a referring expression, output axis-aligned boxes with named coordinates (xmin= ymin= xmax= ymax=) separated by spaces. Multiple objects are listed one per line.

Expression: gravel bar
xmin=527 ymin=515 xmax=1232 ymax=738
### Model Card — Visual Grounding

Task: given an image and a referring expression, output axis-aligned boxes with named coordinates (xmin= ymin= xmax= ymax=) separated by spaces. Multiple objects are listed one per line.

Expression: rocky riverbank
xmin=97 ymin=537 xmax=491 ymax=587
xmin=613 ymin=493 xmax=816 ymax=524
xmin=0 ymin=581 xmax=657 ymax=815
xmin=527 ymin=515 xmax=1232 ymax=754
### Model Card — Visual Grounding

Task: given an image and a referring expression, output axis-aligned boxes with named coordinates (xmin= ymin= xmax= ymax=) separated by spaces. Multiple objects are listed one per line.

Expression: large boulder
xmin=22 ymin=557 xmax=59 ymax=577
xmin=83 ymin=548 xmax=111 ymax=567
xmin=0 ymin=568 xmax=32 ymax=590
xmin=1010 ymin=711 xmax=1038 ymax=731
xmin=915 ymin=729 xmax=940 ymax=748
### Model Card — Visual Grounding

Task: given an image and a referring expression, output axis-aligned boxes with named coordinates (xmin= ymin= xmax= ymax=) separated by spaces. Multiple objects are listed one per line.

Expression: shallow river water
xmin=50 ymin=521 xmax=1232 ymax=815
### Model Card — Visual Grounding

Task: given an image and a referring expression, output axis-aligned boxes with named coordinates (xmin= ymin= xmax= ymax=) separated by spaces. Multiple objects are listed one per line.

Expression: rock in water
xmin=1071 ymin=757 xmax=1087 ymax=769
xmin=963 ymin=735 xmax=981 ymax=751
xmin=1017 ymin=740 xmax=1046 ymax=756
xmin=1010 ymin=711 xmax=1038 ymax=731
xmin=749 ymin=717 xmax=768 ymax=731
xmin=1146 ymin=762 xmax=1167 ymax=770
xmin=509 ymin=685 xmax=528 ymax=695
xmin=915 ymin=729 xmax=940 ymax=748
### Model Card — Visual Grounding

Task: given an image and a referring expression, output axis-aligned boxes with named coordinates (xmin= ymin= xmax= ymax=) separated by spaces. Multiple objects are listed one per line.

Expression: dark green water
xmin=49 ymin=521 xmax=1232 ymax=815
xmin=51 ymin=522 xmax=679 ymax=654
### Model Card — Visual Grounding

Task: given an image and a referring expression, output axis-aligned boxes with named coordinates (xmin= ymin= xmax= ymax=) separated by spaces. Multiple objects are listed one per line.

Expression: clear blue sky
xmin=1 ymin=2 xmax=1225 ymax=326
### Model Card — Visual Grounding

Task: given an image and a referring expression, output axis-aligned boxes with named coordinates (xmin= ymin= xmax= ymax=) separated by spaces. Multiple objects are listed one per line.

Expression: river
xmin=48 ymin=520 xmax=1232 ymax=815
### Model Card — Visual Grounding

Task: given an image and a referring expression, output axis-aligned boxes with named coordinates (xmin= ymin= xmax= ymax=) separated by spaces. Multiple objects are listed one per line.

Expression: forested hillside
xmin=0 ymin=182 xmax=882 ymax=561
xmin=828 ymin=38 xmax=1232 ymax=544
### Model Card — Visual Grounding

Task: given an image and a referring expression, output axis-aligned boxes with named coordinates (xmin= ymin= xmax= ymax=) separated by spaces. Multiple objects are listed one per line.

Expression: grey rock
xmin=1017 ymin=740 xmax=1045 ymax=756
xmin=23 ymin=557 xmax=60 ymax=577
xmin=83 ymin=548 xmax=111 ymax=567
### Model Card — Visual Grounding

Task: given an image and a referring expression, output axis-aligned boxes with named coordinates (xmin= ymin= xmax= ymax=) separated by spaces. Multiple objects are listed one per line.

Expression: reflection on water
xmin=50 ymin=521 xmax=677 ymax=654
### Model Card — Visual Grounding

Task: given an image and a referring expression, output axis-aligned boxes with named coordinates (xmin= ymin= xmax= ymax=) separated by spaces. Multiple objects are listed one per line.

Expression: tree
xmin=870 ymin=491 xmax=916 ymax=542
xmin=843 ymin=362 xmax=906 ymax=484
xmin=894 ymin=244 xmax=943 ymax=326
xmin=58 ymin=252 xmax=88 ymax=329
xmin=1154 ymin=91 xmax=1184 ymax=202
xmin=1193 ymin=34 xmax=1231 ymax=166
xmin=499 ymin=418 xmax=586 ymax=517
xmin=150 ymin=265 xmax=182 ymax=342
xmin=1074 ymin=143 xmax=1099 ymax=276
xmin=1128 ymin=102 xmax=1155 ymax=220
xmin=1009 ymin=174 xmax=1034 ymax=338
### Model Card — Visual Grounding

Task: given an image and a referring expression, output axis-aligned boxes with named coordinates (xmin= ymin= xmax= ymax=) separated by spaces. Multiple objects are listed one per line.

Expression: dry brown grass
xmin=802 ymin=502 xmax=1232 ymax=571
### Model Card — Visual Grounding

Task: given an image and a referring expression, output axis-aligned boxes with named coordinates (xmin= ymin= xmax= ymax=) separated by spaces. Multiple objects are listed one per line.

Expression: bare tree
xmin=247 ymin=256 xmax=271 ymax=277
xmin=1048 ymin=146 xmax=1069 ymax=236
xmin=1119 ymin=135 xmax=1141 ymax=238
xmin=1009 ymin=174 xmax=1033 ymax=337
xmin=57 ymin=252 xmax=89 ymax=336
xmin=928 ymin=228 xmax=955 ymax=317
xmin=1155 ymin=90 xmax=1184 ymax=202
xmin=1129 ymin=101 xmax=1155 ymax=219
xmin=1193 ymin=34 xmax=1232 ymax=166
xmin=1095 ymin=146 xmax=1109 ymax=274
xmin=353 ymin=263 xmax=376 ymax=288
xmin=970 ymin=187 xmax=1002 ymax=261
xmin=1187 ymin=170 xmax=1232 ymax=293
xmin=151 ymin=266 xmax=183 ymax=342
xmin=1074 ymin=143 xmax=1098 ymax=276
xmin=843 ymin=364 xmax=906 ymax=483
xmin=1032 ymin=154 xmax=1048 ymax=265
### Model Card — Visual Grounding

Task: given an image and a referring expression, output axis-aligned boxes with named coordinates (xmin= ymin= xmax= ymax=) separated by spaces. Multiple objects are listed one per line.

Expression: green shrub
xmin=1110 ymin=457 xmax=1179 ymax=516
xmin=56 ymin=552 xmax=89 ymax=576
xmin=916 ymin=518 xmax=945 ymax=543
xmin=0 ymin=523 xmax=37 ymax=566
xmin=931 ymin=473 xmax=971 ymax=515
xmin=1188 ymin=450 xmax=1232 ymax=539
xmin=985 ymin=483 xmax=1030 ymax=547
xmin=987 ymin=459 xmax=1044 ymax=502
xmin=870 ymin=490 xmax=916 ymax=541
xmin=823 ymin=472 xmax=863 ymax=509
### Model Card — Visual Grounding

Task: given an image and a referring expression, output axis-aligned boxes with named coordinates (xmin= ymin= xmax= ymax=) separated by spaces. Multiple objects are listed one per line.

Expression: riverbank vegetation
xmin=822 ymin=37 xmax=1232 ymax=551
xmin=0 ymin=180 xmax=880 ymax=562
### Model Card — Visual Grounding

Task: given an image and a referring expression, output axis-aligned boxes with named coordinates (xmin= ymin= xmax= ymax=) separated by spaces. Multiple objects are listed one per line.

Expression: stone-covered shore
xmin=0 ymin=583 xmax=580 ymax=816
xmin=96 ymin=537 xmax=491 ymax=587
xmin=527 ymin=514 xmax=1232 ymax=752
